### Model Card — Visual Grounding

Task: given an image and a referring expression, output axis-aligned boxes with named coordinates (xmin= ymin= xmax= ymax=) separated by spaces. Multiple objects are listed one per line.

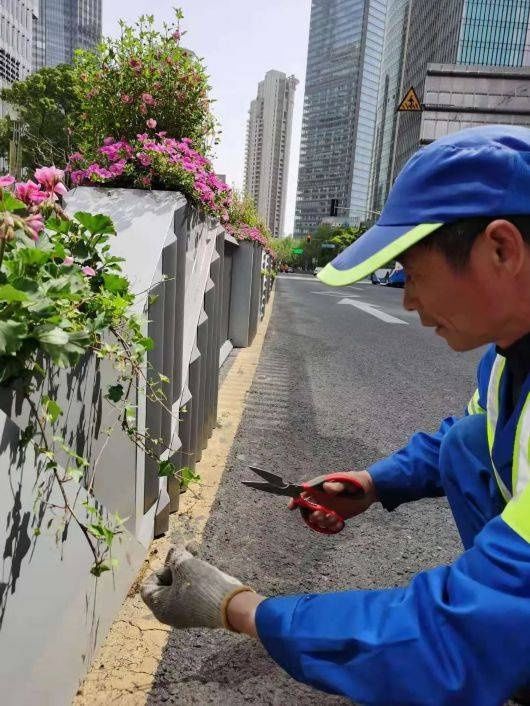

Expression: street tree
xmin=0 ymin=64 xmax=81 ymax=171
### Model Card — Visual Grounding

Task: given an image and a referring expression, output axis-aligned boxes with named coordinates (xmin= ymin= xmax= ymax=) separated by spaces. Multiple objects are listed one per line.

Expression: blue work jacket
xmin=255 ymin=345 xmax=530 ymax=705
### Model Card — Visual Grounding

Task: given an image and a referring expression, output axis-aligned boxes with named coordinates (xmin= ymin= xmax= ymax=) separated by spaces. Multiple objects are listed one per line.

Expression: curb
xmin=72 ymin=287 xmax=276 ymax=706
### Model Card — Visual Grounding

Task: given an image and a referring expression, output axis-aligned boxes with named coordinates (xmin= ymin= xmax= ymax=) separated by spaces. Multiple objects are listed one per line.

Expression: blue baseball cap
xmin=318 ymin=125 xmax=530 ymax=286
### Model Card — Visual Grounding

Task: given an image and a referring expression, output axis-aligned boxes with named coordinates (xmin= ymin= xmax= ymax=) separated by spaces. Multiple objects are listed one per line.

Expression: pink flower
xmin=0 ymin=175 xmax=15 ymax=189
xmin=15 ymin=180 xmax=47 ymax=205
xmin=141 ymin=93 xmax=156 ymax=106
xmin=157 ymin=131 xmax=167 ymax=138
xmin=103 ymin=136 xmax=115 ymax=146
xmin=172 ymin=29 xmax=181 ymax=41
xmin=129 ymin=58 xmax=142 ymax=72
xmin=137 ymin=152 xmax=153 ymax=167
xmin=121 ymin=94 xmax=133 ymax=104
xmin=82 ymin=266 xmax=96 ymax=277
xmin=34 ymin=166 xmax=67 ymax=199
xmin=24 ymin=213 xmax=45 ymax=240
xmin=146 ymin=118 xmax=157 ymax=129
xmin=139 ymin=103 xmax=148 ymax=116
xmin=70 ymin=170 xmax=86 ymax=186
xmin=63 ymin=256 xmax=74 ymax=266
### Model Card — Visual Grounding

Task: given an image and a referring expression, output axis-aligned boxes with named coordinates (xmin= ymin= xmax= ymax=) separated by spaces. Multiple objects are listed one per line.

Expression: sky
xmin=102 ymin=1 xmax=312 ymax=235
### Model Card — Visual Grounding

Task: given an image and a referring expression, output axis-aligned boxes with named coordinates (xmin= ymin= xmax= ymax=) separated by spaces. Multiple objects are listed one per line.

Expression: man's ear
xmin=483 ymin=219 xmax=526 ymax=275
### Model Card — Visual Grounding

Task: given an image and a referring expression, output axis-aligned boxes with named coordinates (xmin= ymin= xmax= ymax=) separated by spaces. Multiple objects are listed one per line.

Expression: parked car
xmin=371 ymin=264 xmax=405 ymax=288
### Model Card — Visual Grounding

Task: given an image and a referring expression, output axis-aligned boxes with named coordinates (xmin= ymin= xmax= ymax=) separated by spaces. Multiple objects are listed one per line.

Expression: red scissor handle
xmin=291 ymin=472 xmax=364 ymax=535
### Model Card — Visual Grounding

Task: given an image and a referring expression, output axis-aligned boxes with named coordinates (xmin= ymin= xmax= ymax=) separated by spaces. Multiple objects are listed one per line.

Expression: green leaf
xmin=0 ymin=319 xmax=27 ymax=354
xmin=0 ymin=284 xmax=29 ymax=302
xmin=106 ymin=383 xmax=124 ymax=403
xmin=180 ymin=466 xmax=201 ymax=489
xmin=0 ymin=192 xmax=25 ymax=212
xmin=74 ymin=212 xmax=116 ymax=236
xmin=36 ymin=326 xmax=69 ymax=346
xmin=158 ymin=460 xmax=176 ymax=478
xmin=42 ymin=396 xmax=62 ymax=424
xmin=102 ymin=273 xmax=129 ymax=294
xmin=16 ymin=248 xmax=51 ymax=267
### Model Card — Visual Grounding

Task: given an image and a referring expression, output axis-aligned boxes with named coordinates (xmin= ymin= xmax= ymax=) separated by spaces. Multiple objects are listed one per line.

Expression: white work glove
xmin=141 ymin=546 xmax=253 ymax=630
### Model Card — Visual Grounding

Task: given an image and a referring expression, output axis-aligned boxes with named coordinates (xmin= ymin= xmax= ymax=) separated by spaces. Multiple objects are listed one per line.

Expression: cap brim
xmin=317 ymin=222 xmax=444 ymax=286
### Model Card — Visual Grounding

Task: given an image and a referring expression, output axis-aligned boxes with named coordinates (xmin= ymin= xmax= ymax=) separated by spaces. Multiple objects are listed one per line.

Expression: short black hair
xmin=412 ymin=215 xmax=530 ymax=270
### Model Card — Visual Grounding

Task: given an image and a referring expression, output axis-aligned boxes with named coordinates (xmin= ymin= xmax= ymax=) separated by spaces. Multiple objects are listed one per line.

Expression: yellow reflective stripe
xmin=486 ymin=356 xmax=511 ymax=503
xmin=502 ymin=482 xmax=530 ymax=543
xmin=514 ymin=394 xmax=530 ymax=497
xmin=317 ymin=222 xmax=444 ymax=287
xmin=467 ymin=389 xmax=485 ymax=415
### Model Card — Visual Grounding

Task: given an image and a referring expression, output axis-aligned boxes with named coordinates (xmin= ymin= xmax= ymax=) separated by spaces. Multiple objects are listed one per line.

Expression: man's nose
xmin=403 ymin=281 xmax=418 ymax=311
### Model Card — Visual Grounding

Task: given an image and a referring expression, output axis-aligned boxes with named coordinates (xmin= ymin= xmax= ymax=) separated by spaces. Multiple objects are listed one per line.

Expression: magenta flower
xmin=0 ymin=175 xmax=15 ymax=189
xmin=63 ymin=256 xmax=74 ymax=266
xmin=121 ymin=94 xmax=133 ymax=104
xmin=82 ymin=266 xmax=96 ymax=277
xmin=146 ymin=118 xmax=157 ymax=129
xmin=15 ymin=180 xmax=48 ymax=205
xmin=103 ymin=136 xmax=115 ymax=146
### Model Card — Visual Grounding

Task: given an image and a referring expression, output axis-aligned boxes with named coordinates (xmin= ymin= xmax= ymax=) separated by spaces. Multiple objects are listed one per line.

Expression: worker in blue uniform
xmin=141 ymin=125 xmax=530 ymax=706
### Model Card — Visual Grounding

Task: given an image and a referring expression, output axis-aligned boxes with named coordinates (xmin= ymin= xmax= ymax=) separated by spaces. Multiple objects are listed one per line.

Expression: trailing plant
xmin=0 ymin=169 xmax=186 ymax=576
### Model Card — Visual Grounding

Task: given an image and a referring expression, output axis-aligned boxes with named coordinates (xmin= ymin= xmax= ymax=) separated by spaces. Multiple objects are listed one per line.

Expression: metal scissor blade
xmin=241 ymin=480 xmax=302 ymax=498
xmin=247 ymin=465 xmax=287 ymax=486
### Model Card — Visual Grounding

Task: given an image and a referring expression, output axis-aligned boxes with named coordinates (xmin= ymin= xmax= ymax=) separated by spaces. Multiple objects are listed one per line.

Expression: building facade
xmin=294 ymin=0 xmax=386 ymax=237
xmin=370 ymin=0 xmax=530 ymax=214
xmin=244 ymin=70 xmax=298 ymax=237
xmin=0 ymin=0 xmax=38 ymax=118
xmin=33 ymin=0 xmax=102 ymax=71
xmin=421 ymin=63 xmax=530 ymax=142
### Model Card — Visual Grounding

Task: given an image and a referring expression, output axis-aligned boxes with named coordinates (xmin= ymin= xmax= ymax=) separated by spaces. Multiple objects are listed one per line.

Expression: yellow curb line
xmin=73 ymin=287 xmax=276 ymax=706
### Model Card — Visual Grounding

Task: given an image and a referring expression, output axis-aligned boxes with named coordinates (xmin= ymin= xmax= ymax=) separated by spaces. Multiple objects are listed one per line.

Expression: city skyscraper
xmin=244 ymin=70 xmax=298 ymax=237
xmin=33 ymin=0 xmax=102 ymax=71
xmin=294 ymin=0 xmax=386 ymax=237
xmin=0 ymin=1 xmax=38 ymax=118
xmin=370 ymin=0 xmax=530 ymax=214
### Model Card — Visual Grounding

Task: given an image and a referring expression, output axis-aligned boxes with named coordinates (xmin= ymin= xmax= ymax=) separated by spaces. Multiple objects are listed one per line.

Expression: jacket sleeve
xmin=368 ymin=346 xmax=494 ymax=511
xmin=256 ymin=509 xmax=530 ymax=706
xmin=368 ymin=415 xmax=458 ymax=510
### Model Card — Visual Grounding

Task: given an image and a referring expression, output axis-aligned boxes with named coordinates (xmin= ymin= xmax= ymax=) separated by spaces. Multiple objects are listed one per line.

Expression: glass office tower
xmin=0 ymin=1 xmax=37 ymax=118
xmin=458 ymin=0 xmax=530 ymax=65
xmin=370 ymin=0 xmax=530 ymax=214
xmin=294 ymin=0 xmax=386 ymax=237
xmin=33 ymin=0 xmax=101 ymax=71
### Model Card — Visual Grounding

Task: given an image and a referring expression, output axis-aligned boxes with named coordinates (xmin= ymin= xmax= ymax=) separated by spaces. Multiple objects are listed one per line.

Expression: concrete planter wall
xmin=0 ymin=187 xmax=271 ymax=705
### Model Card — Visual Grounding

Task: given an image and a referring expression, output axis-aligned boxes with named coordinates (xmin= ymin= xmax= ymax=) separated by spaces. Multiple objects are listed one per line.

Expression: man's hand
xmin=289 ymin=470 xmax=378 ymax=533
xmin=141 ymin=546 xmax=254 ymax=630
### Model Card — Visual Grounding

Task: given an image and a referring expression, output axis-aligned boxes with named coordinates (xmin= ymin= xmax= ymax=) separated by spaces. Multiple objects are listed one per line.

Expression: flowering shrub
xmin=73 ymin=11 xmax=217 ymax=157
xmin=67 ymin=134 xmax=232 ymax=222
xmin=226 ymin=191 xmax=274 ymax=256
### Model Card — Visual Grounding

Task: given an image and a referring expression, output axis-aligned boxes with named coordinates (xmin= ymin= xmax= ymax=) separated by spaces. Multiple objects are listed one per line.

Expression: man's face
xmin=399 ymin=234 xmax=514 ymax=352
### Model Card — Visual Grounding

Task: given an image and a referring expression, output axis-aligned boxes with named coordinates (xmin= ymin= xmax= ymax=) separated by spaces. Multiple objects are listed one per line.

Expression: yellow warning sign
xmin=397 ymin=86 xmax=422 ymax=112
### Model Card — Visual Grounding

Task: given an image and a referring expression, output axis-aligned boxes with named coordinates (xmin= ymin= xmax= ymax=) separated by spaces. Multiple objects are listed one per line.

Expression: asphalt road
xmin=147 ymin=274 xmax=500 ymax=705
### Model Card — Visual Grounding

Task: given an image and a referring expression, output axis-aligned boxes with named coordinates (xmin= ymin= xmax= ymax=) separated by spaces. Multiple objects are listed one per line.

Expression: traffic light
xmin=306 ymin=235 xmax=312 ymax=243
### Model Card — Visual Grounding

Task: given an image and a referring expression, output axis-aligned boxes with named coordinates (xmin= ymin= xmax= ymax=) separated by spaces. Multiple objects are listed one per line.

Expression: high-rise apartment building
xmin=294 ymin=0 xmax=386 ymax=237
xmin=370 ymin=0 xmax=530 ymax=213
xmin=33 ymin=0 xmax=102 ymax=71
xmin=0 ymin=0 xmax=38 ymax=118
xmin=244 ymin=70 xmax=298 ymax=237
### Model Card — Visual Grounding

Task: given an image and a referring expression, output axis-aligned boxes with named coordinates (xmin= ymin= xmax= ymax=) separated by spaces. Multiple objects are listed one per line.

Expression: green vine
xmin=0 ymin=176 xmax=196 ymax=576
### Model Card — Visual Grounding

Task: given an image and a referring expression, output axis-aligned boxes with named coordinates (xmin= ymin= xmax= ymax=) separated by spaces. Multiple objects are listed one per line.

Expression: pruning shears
xmin=242 ymin=466 xmax=364 ymax=535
